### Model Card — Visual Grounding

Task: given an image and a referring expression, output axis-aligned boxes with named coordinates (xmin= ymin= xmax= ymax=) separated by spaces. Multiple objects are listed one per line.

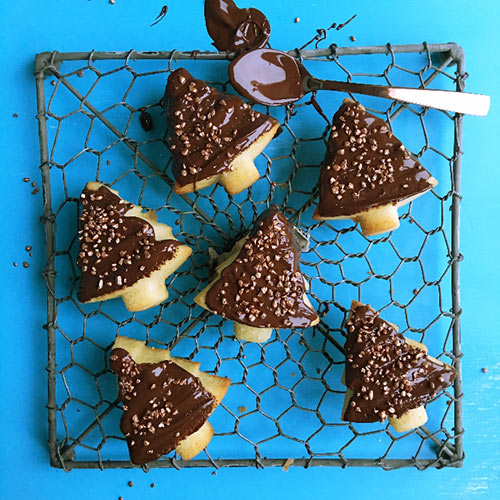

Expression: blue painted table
xmin=1 ymin=1 xmax=499 ymax=498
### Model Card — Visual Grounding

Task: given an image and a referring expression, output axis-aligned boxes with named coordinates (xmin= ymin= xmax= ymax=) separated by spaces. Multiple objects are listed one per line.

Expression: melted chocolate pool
xmin=205 ymin=0 xmax=270 ymax=52
xmin=229 ymin=48 xmax=304 ymax=106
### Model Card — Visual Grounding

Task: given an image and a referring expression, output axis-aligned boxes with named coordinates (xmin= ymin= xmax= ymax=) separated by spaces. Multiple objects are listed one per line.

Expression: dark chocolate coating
xmin=317 ymin=101 xmax=434 ymax=218
xmin=343 ymin=303 xmax=456 ymax=423
xmin=77 ymin=185 xmax=180 ymax=303
xmin=204 ymin=0 xmax=270 ymax=52
xmin=163 ymin=68 xmax=278 ymax=189
xmin=205 ymin=206 xmax=318 ymax=329
xmin=229 ymin=48 xmax=304 ymax=106
xmin=110 ymin=348 xmax=215 ymax=465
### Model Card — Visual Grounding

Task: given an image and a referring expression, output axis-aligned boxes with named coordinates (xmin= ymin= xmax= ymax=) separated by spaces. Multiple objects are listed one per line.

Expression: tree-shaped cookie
xmin=77 ymin=182 xmax=191 ymax=312
xmin=341 ymin=301 xmax=456 ymax=432
xmin=163 ymin=68 xmax=280 ymax=195
xmin=195 ymin=206 xmax=319 ymax=343
xmin=110 ymin=336 xmax=230 ymax=464
xmin=314 ymin=99 xmax=437 ymax=236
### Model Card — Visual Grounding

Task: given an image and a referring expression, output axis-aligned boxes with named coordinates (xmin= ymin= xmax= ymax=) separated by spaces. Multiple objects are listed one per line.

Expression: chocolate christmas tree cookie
xmin=163 ymin=68 xmax=280 ymax=195
xmin=110 ymin=336 xmax=230 ymax=464
xmin=77 ymin=182 xmax=191 ymax=312
xmin=341 ymin=301 xmax=456 ymax=432
xmin=195 ymin=206 xmax=319 ymax=343
xmin=314 ymin=99 xmax=437 ymax=236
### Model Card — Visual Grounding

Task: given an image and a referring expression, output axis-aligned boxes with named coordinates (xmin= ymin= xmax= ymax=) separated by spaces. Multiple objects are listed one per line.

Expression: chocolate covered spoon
xmin=229 ymin=48 xmax=490 ymax=116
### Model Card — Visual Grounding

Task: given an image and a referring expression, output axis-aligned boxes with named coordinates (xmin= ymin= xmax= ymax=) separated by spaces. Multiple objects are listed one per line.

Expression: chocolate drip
xmin=205 ymin=0 xmax=270 ymax=52
xmin=77 ymin=185 xmax=180 ymax=302
xmin=343 ymin=303 xmax=456 ymax=423
xmin=205 ymin=206 xmax=317 ymax=328
xmin=317 ymin=101 xmax=434 ymax=218
xmin=110 ymin=348 xmax=215 ymax=465
xmin=229 ymin=48 xmax=304 ymax=106
xmin=163 ymin=68 xmax=278 ymax=188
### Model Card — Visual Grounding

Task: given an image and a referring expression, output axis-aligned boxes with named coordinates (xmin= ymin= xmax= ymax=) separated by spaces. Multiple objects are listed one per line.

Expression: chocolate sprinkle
xmin=343 ymin=302 xmax=456 ymax=423
xmin=110 ymin=348 xmax=215 ymax=465
xmin=317 ymin=101 xmax=434 ymax=218
xmin=205 ymin=207 xmax=318 ymax=329
xmin=76 ymin=185 xmax=180 ymax=303
xmin=163 ymin=68 xmax=278 ymax=189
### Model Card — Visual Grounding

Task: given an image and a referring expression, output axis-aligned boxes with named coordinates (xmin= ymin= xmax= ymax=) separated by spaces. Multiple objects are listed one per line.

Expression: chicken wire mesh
xmin=34 ymin=42 xmax=464 ymax=471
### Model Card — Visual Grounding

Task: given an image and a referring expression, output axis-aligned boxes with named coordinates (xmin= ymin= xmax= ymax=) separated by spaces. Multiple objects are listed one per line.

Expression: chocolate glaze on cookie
xmin=229 ymin=49 xmax=304 ymax=106
xmin=110 ymin=348 xmax=214 ymax=465
xmin=77 ymin=185 xmax=180 ymax=302
xmin=205 ymin=206 xmax=318 ymax=328
xmin=205 ymin=0 xmax=270 ymax=52
xmin=163 ymin=68 xmax=278 ymax=189
xmin=317 ymin=101 xmax=434 ymax=218
xmin=343 ymin=302 xmax=456 ymax=423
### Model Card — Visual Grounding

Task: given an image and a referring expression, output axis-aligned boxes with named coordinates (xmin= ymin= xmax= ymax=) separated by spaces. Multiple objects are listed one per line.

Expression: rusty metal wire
xmin=34 ymin=42 xmax=464 ymax=470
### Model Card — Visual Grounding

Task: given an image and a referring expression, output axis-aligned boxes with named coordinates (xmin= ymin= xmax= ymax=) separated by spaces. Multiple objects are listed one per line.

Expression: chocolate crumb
xmin=175 ymin=219 xmax=180 ymax=225
xmin=31 ymin=188 xmax=40 ymax=195
xmin=119 ymin=497 xmax=123 ymax=500
xmin=150 ymin=483 xmax=155 ymax=488
xmin=127 ymin=481 xmax=133 ymax=487
xmin=237 ymin=405 xmax=246 ymax=413
xmin=23 ymin=177 xmax=30 ymax=183
xmin=13 ymin=262 xmax=17 ymax=267
xmin=151 ymin=5 xmax=168 ymax=26
xmin=294 ymin=17 xmax=300 ymax=23
xmin=110 ymin=0 xmax=115 ymax=4
xmin=13 ymin=113 xmax=18 ymax=118
xmin=31 ymin=181 xmax=37 ymax=188
xmin=50 ymin=80 xmax=56 ymax=86
xmin=106 ymin=160 xmax=111 ymax=166
xmin=316 ymin=367 xmax=321 ymax=375
xmin=350 ymin=35 xmax=356 ymax=42
xmin=23 ymin=262 xmax=29 ymax=268
xmin=26 ymin=246 xmax=32 ymax=252
xmin=212 ymin=470 xmax=217 ymax=476
xmin=77 ymin=70 xmax=83 ymax=77
xmin=29 ymin=252 xmax=33 ymax=257
xmin=482 ymin=367 xmax=488 ymax=373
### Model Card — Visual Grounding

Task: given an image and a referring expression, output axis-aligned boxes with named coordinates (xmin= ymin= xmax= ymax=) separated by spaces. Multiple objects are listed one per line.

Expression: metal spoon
xmin=229 ymin=48 xmax=490 ymax=116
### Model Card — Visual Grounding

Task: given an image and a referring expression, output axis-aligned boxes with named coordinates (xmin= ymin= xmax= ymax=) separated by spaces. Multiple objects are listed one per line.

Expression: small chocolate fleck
xmin=237 ymin=405 xmax=246 ymax=413
xmin=106 ymin=160 xmax=111 ymax=166
xmin=23 ymin=262 xmax=29 ymax=268
xmin=150 ymin=483 xmax=155 ymax=488
xmin=481 ymin=367 xmax=488 ymax=373
xmin=350 ymin=35 xmax=356 ymax=42
xmin=23 ymin=177 xmax=30 ymax=183
xmin=26 ymin=246 xmax=32 ymax=252
xmin=294 ymin=17 xmax=300 ymax=23
xmin=31 ymin=188 xmax=40 ymax=195
xmin=31 ymin=181 xmax=37 ymax=188
xmin=77 ymin=70 xmax=84 ymax=77
xmin=139 ymin=110 xmax=154 ymax=131
xmin=50 ymin=80 xmax=56 ymax=86
xmin=12 ymin=113 xmax=18 ymax=118
xmin=127 ymin=481 xmax=133 ymax=487
xmin=13 ymin=262 xmax=17 ymax=267
xmin=212 ymin=470 xmax=217 ymax=476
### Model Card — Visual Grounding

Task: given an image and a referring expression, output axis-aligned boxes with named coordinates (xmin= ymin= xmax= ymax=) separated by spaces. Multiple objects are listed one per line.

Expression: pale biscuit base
xmin=174 ymin=123 xmax=280 ymax=196
xmin=313 ymin=181 xmax=437 ymax=237
xmin=113 ymin=335 xmax=230 ymax=461
xmin=194 ymin=238 xmax=319 ymax=343
xmin=81 ymin=182 xmax=192 ymax=312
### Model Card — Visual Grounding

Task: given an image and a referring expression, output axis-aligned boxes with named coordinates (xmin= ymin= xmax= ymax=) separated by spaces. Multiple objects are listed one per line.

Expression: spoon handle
xmin=314 ymin=79 xmax=490 ymax=116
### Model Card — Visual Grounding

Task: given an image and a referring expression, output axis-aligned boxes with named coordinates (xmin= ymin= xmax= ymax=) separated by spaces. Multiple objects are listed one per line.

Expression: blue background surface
xmin=1 ymin=1 xmax=499 ymax=499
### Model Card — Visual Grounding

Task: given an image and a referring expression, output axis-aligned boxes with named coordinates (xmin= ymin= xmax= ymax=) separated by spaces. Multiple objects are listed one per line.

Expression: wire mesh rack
xmin=34 ymin=42 xmax=465 ymax=471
